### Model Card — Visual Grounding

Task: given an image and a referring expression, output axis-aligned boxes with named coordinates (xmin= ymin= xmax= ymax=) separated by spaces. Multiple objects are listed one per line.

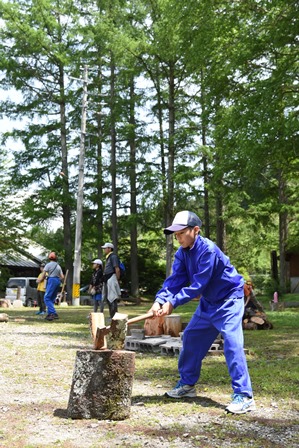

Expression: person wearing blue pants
xmin=150 ymin=211 xmax=255 ymax=414
xmin=42 ymin=252 xmax=64 ymax=321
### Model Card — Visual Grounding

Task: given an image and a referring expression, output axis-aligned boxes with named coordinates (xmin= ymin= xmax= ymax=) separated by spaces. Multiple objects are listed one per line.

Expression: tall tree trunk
xmin=215 ymin=191 xmax=225 ymax=251
xmin=96 ymin=67 xmax=104 ymax=257
xmin=157 ymin=75 xmax=167 ymax=217
xmin=278 ymin=170 xmax=288 ymax=292
xmin=110 ymin=54 xmax=118 ymax=252
xmin=201 ymin=69 xmax=210 ymax=238
xmin=129 ymin=77 xmax=139 ymax=297
xmin=157 ymin=73 xmax=170 ymax=273
xmin=165 ymin=62 xmax=175 ymax=277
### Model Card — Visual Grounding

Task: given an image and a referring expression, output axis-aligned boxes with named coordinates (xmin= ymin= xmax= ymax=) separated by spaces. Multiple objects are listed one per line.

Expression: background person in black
xmin=89 ymin=259 xmax=104 ymax=313
xmin=101 ymin=242 xmax=121 ymax=318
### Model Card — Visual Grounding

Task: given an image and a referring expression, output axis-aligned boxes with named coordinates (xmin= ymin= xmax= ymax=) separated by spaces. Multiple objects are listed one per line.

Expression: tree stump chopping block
xmin=163 ymin=314 xmax=182 ymax=337
xmin=67 ymin=349 xmax=135 ymax=420
xmin=144 ymin=315 xmax=164 ymax=336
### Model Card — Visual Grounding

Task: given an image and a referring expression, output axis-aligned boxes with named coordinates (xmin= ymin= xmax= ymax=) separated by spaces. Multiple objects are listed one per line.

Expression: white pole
xmin=72 ymin=65 xmax=88 ymax=306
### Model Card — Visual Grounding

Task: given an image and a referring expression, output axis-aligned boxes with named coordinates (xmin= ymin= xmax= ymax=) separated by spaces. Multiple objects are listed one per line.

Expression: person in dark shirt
xmin=89 ymin=259 xmax=104 ymax=313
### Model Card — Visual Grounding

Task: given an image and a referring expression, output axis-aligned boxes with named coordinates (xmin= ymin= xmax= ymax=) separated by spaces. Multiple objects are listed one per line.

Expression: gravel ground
xmin=0 ymin=318 xmax=298 ymax=448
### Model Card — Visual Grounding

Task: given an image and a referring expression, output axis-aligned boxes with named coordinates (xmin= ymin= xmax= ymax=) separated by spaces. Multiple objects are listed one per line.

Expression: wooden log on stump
xmin=106 ymin=313 xmax=128 ymax=350
xmin=67 ymin=349 xmax=135 ymax=420
xmin=89 ymin=312 xmax=106 ymax=347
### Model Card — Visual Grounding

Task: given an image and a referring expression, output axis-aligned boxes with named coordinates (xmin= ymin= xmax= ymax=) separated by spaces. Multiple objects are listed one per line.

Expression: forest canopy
xmin=0 ymin=0 xmax=298 ymax=297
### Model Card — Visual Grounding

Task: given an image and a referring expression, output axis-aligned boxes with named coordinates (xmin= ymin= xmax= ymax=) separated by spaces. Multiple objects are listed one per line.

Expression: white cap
xmin=92 ymin=259 xmax=103 ymax=265
xmin=164 ymin=211 xmax=202 ymax=235
xmin=101 ymin=242 xmax=114 ymax=249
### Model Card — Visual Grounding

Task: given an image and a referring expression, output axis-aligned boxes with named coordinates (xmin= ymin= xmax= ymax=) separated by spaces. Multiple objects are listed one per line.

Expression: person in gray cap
xmin=150 ymin=210 xmax=255 ymax=415
xmin=101 ymin=242 xmax=121 ymax=318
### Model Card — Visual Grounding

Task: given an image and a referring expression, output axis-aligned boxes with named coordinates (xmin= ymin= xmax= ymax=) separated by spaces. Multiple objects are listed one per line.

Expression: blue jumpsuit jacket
xmin=156 ymin=235 xmax=244 ymax=306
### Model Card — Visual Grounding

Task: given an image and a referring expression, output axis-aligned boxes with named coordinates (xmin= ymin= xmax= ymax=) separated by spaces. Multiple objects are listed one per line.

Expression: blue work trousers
xmin=44 ymin=277 xmax=61 ymax=315
xmin=93 ymin=293 xmax=104 ymax=313
xmin=179 ymin=296 xmax=253 ymax=397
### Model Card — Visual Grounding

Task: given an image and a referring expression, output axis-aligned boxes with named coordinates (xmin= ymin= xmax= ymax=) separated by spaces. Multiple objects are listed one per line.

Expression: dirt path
xmin=0 ymin=320 xmax=298 ymax=448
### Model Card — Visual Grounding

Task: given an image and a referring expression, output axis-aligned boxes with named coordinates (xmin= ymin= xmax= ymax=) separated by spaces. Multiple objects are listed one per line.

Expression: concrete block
xmin=138 ymin=337 xmax=168 ymax=353
xmin=209 ymin=343 xmax=220 ymax=351
xmin=124 ymin=337 xmax=141 ymax=351
xmin=160 ymin=338 xmax=182 ymax=356
xmin=129 ymin=329 xmax=145 ymax=339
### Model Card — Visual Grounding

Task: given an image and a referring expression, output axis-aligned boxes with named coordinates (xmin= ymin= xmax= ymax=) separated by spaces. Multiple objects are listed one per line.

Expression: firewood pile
xmin=243 ymin=281 xmax=273 ymax=330
xmin=243 ymin=308 xmax=273 ymax=330
xmin=243 ymin=291 xmax=273 ymax=330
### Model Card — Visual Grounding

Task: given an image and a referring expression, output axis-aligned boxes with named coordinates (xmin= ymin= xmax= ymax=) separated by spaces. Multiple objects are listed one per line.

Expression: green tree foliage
xmin=0 ymin=0 xmax=298 ymax=295
xmin=0 ymin=150 xmax=25 ymax=251
xmin=0 ymin=0 xmax=86 ymax=297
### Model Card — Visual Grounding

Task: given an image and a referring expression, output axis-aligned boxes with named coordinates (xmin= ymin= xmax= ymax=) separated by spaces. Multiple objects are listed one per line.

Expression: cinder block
xmin=173 ymin=345 xmax=182 ymax=355
xmin=138 ymin=337 xmax=168 ymax=353
xmin=209 ymin=343 xmax=220 ymax=351
xmin=129 ymin=329 xmax=145 ymax=339
xmin=160 ymin=338 xmax=182 ymax=356
xmin=160 ymin=345 xmax=172 ymax=355
xmin=124 ymin=337 xmax=141 ymax=351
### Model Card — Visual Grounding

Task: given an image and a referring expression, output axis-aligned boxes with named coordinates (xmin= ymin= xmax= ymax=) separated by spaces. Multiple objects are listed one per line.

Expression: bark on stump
xmin=67 ymin=349 xmax=135 ymax=420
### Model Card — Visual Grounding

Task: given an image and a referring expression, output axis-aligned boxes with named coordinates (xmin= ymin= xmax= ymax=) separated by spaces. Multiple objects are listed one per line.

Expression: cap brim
xmin=164 ymin=224 xmax=188 ymax=235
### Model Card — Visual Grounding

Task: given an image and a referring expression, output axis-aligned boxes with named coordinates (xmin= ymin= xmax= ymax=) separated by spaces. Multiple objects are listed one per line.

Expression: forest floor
xmin=0 ymin=307 xmax=298 ymax=448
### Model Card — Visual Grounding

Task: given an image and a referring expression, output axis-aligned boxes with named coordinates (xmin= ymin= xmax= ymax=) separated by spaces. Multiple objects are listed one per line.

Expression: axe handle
xmin=127 ymin=311 xmax=154 ymax=325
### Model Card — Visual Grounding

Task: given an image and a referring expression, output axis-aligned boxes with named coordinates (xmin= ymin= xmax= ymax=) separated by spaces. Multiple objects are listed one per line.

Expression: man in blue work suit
xmin=150 ymin=211 xmax=255 ymax=414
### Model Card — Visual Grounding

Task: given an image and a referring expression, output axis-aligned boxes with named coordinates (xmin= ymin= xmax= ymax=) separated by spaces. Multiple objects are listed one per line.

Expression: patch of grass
xmin=5 ymin=303 xmax=298 ymax=404
xmin=1 ymin=301 xmax=298 ymax=447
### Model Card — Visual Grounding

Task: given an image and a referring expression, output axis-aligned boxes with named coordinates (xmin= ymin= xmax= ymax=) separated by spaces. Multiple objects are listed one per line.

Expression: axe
xmin=58 ymin=269 xmax=69 ymax=304
xmin=94 ymin=311 xmax=154 ymax=350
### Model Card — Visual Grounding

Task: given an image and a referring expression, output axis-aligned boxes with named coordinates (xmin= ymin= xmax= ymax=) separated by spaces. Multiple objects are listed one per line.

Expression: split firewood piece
xmin=106 ymin=313 xmax=129 ymax=350
xmin=243 ymin=321 xmax=258 ymax=330
xmin=89 ymin=312 xmax=106 ymax=348
xmin=250 ymin=316 xmax=265 ymax=326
